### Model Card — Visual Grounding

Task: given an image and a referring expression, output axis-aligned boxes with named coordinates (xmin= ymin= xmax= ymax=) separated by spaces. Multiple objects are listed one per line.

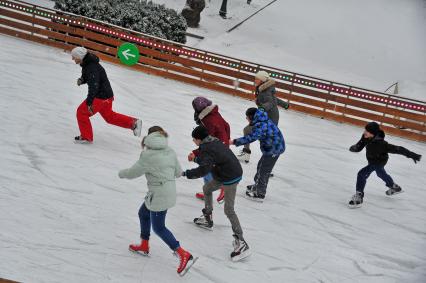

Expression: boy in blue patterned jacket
xmin=230 ymin=108 xmax=285 ymax=201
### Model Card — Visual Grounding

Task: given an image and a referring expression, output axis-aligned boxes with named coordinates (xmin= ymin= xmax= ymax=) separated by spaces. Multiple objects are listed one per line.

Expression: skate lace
xmin=177 ymin=251 xmax=190 ymax=272
xmin=237 ymin=150 xmax=245 ymax=156
xmin=233 ymin=240 xmax=248 ymax=254
xmin=233 ymin=239 xmax=240 ymax=250
xmin=352 ymin=193 xmax=362 ymax=202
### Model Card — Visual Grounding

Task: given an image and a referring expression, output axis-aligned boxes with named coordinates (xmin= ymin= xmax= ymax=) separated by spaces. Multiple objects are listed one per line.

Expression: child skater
xmin=230 ymin=108 xmax=285 ymax=201
xmin=190 ymin=96 xmax=230 ymax=203
xmin=348 ymin=121 xmax=422 ymax=208
xmin=119 ymin=126 xmax=196 ymax=275
xmin=182 ymin=125 xmax=250 ymax=261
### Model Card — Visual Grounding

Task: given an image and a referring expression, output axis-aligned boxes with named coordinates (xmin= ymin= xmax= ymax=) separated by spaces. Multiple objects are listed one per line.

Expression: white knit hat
xmin=255 ymin=70 xmax=270 ymax=82
xmin=71 ymin=47 xmax=88 ymax=60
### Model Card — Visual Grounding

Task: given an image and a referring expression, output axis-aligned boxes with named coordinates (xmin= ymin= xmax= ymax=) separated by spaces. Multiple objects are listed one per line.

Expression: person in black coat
xmin=182 ymin=126 xmax=250 ymax=261
xmin=348 ymin=121 xmax=422 ymax=208
xmin=71 ymin=47 xmax=142 ymax=143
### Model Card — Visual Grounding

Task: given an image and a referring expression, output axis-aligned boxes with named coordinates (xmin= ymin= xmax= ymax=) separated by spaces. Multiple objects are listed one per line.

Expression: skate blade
xmin=74 ymin=140 xmax=92 ymax=144
xmin=133 ymin=120 xmax=142 ymax=137
xmin=179 ymin=256 xmax=199 ymax=277
xmin=386 ymin=190 xmax=404 ymax=196
xmin=129 ymin=248 xmax=150 ymax=256
xmin=193 ymin=223 xmax=213 ymax=231
xmin=231 ymin=251 xmax=251 ymax=262
xmin=348 ymin=203 xmax=362 ymax=209
xmin=237 ymin=158 xmax=249 ymax=164
xmin=244 ymin=195 xmax=264 ymax=203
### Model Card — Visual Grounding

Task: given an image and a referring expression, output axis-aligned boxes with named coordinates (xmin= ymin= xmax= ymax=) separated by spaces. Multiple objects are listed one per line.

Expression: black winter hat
xmin=245 ymin=107 xmax=257 ymax=120
xmin=192 ymin=125 xmax=209 ymax=140
xmin=365 ymin=122 xmax=380 ymax=135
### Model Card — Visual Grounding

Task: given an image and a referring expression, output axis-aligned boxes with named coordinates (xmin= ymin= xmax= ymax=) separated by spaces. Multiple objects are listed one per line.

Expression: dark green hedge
xmin=54 ymin=0 xmax=187 ymax=43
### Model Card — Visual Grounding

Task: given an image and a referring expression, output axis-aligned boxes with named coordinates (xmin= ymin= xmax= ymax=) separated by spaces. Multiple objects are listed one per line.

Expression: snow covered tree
xmin=53 ymin=0 xmax=187 ymax=43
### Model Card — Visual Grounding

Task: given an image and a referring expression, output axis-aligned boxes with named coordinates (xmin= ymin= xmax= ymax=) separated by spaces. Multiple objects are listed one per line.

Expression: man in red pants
xmin=71 ymin=47 xmax=142 ymax=143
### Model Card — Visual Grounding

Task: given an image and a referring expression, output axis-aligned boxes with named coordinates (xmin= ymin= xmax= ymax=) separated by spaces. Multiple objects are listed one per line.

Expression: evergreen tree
xmin=53 ymin=0 xmax=187 ymax=43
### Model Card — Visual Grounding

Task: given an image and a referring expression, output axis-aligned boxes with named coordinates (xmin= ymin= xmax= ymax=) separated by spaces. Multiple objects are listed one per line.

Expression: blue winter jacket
xmin=234 ymin=109 xmax=285 ymax=156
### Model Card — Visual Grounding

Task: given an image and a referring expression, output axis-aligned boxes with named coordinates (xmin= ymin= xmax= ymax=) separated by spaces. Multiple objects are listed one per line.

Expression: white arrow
xmin=122 ymin=49 xmax=136 ymax=60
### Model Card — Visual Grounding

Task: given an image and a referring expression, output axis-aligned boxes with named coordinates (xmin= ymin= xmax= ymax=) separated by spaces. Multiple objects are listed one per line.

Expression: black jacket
xmin=350 ymin=130 xmax=420 ymax=166
xmin=79 ymin=53 xmax=114 ymax=106
xmin=185 ymin=136 xmax=243 ymax=184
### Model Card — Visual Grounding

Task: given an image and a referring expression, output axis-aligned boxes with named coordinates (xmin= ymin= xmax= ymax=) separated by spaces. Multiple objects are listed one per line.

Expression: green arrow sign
xmin=117 ymin=43 xmax=140 ymax=66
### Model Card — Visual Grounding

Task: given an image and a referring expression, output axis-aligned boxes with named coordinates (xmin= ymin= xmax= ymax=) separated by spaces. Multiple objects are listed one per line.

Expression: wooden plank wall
xmin=1 ymin=0 xmax=425 ymax=141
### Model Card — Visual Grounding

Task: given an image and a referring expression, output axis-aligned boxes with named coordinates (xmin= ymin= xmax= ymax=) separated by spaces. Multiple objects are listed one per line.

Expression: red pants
xmin=77 ymin=98 xmax=135 ymax=141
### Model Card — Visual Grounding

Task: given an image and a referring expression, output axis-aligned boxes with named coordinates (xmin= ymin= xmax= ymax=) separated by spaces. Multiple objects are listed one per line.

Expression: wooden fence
xmin=1 ymin=0 xmax=425 ymax=141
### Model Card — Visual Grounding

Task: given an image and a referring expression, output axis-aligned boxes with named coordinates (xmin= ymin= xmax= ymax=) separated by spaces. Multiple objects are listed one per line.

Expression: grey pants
xmin=203 ymin=179 xmax=244 ymax=240
xmin=254 ymin=154 xmax=279 ymax=196
xmin=243 ymin=124 xmax=253 ymax=151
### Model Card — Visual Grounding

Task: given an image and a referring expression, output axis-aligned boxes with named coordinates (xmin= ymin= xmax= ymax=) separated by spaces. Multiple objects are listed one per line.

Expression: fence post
xmin=322 ymin=82 xmax=332 ymax=118
xmin=342 ymin=86 xmax=351 ymax=118
xmin=233 ymin=59 xmax=243 ymax=93
xmin=200 ymin=50 xmax=208 ymax=81
xmin=31 ymin=5 xmax=36 ymax=36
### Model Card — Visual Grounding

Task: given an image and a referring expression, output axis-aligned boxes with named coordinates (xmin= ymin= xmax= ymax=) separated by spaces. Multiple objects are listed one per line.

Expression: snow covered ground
xmin=153 ymin=0 xmax=426 ymax=101
xmin=21 ymin=0 xmax=426 ymax=100
xmin=1 ymin=33 xmax=426 ymax=283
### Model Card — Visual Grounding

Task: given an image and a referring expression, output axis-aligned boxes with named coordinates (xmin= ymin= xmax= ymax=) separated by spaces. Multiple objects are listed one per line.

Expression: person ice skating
xmin=181 ymin=0 xmax=205 ymax=28
xmin=118 ymin=126 xmax=195 ymax=275
xmin=182 ymin=125 xmax=250 ymax=261
xmin=219 ymin=0 xmax=228 ymax=18
xmin=71 ymin=46 xmax=142 ymax=143
xmin=348 ymin=122 xmax=422 ymax=208
xmin=230 ymin=108 xmax=285 ymax=201
xmin=237 ymin=70 xmax=288 ymax=163
xmin=190 ymin=96 xmax=230 ymax=203
xmin=219 ymin=0 xmax=252 ymax=19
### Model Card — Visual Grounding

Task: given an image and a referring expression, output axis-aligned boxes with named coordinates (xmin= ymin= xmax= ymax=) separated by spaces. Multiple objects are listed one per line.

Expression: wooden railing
xmin=1 ymin=0 xmax=425 ymax=141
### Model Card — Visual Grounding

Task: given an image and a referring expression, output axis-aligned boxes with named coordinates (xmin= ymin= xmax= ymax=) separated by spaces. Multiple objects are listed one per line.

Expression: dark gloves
xmin=194 ymin=111 xmax=201 ymax=125
xmin=349 ymin=145 xmax=358 ymax=152
xmin=408 ymin=152 xmax=422 ymax=164
xmin=182 ymin=171 xmax=187 ymax=177
xmin=277 ymin=99 xmax=290 ymax=110
xmin=77 ymin=77 xmax=84 ymax=86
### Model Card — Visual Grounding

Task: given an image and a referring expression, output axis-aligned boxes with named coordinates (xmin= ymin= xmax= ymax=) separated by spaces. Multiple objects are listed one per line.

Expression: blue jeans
xmin=356 ymin=164 xmax=394 ymax=193
xmin=203 ymin=172 xmax=213 ymax=184
xmin=138 ymin=203 xmax=180 ymax=251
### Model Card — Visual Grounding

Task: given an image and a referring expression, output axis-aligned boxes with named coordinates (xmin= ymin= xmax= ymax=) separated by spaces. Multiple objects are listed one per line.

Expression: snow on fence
xmin=1 ymin=0 xmax=425 ymax=142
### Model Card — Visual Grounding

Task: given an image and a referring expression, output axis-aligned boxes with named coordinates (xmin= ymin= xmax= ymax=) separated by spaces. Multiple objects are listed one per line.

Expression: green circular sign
xmin=117 ymin=43 xmax=140 ymax=66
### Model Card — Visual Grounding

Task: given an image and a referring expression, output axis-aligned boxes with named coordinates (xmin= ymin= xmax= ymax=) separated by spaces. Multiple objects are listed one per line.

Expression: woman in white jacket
xmin=119 ymin=126 xmax=194 ymax=275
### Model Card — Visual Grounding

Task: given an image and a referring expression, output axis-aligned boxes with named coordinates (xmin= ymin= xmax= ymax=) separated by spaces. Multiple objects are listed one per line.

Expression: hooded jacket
xmin=350 ymin=130 xmax=420 ymax=166
xmin=79 ymin=53 xmax=114 ymax=106
xmin=234 ymin=109 xmax=285 ymax=156
xmin=255 ymin=79 xmax=279 ymax=125
xmin=197 ymin=105 xmax=230 ymax=144
xmin=185 ymin=136 xmax=242 ymax=184
xmin=119 ymin=132 xmax=182 ymax=212
xmin=192 ymin=104 xmax=231 ymax=157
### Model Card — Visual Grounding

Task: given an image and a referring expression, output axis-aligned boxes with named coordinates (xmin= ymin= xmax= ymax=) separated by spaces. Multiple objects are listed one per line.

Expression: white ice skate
xmin=230 ymin=234 xmax=251 ymax=262
xmin=348 ymin=192 xmax=363 ymax=208
xmin=133 ymin=119 xmax=142 ymax=137
xmin=237 ymin=149 xmax=251 ymax=164
xmin=385 ymin=184 xmax=403 ymax=196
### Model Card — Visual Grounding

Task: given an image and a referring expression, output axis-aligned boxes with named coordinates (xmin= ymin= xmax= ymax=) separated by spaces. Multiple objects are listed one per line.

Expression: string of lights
xmin=1 ymin=0 xmax=425 ymax=113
